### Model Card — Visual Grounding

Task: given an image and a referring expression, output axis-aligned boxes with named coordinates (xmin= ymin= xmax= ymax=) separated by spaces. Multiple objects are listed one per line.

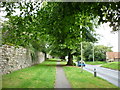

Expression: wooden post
xmin=94 ymin=68 xmax=97 ymax=77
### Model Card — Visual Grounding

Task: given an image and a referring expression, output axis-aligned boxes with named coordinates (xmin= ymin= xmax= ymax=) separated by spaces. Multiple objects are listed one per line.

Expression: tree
xmin=1 ymin=2 xmax=119 ymax=31
xmin=94 ymin=45 xmax=112 ymax=61
xmin=39 ymin=2 xmax=98 ymax=65
xmin=82 ymin=42 xmax=93 ymax=61
xmin=1 ymin=2 xmax=119 ymax=65
xmin=81 ymin=42 xmax=113 ymax=61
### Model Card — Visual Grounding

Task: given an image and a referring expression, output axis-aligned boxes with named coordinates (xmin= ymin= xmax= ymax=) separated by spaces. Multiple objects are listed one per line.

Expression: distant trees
xmin=94 ymin=45 xmax=112 ymax=61
xmin=82 ymin=42 xmax=112 ymax=61
xmin=82 ymin=42 xmax=93 ymax=61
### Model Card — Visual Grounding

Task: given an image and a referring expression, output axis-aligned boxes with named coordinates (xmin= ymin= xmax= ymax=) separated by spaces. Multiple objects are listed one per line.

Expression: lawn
xmin=60 ymin=61 xmax=67 ymax=65
xmin=61 ymin=61 xmax=118 ymax=88
xmin=60 ymin=60 xmax=107 ymax=65
xmin=101 ymin=62 xmax=120 ymax=71
xmin=2 ymin=59 xmax=57 ymax=88
xmin=86 ymin=61 xmax=107 ymax=65
xmin=63 ymin=66 xmax=118 ymax=88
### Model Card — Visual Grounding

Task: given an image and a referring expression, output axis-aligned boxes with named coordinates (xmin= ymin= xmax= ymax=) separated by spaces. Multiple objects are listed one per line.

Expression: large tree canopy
xmin=1 ymin=1 xmax=119 ymax=30
xmin=1 ymin=1 xmax=119 ymax=65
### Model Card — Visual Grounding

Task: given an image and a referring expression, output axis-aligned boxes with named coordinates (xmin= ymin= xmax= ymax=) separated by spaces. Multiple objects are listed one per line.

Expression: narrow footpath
xmin=55 ymin=60 xmax=71 ymax=88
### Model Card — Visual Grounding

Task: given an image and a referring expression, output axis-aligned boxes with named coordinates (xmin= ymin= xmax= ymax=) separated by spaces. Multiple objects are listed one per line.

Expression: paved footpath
xmin=54 ymin=61 xmax=71 ymax=88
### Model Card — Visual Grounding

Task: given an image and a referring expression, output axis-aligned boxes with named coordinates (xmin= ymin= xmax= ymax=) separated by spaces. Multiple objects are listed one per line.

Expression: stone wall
xmin=47 ymin=54 xmax=52 ymax=59
xmin=0 ymin=45 xmax=45 ymax=75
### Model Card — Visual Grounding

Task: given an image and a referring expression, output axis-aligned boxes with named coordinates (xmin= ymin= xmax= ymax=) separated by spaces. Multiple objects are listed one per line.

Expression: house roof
xmin=106 ymin=52 xmax=120 ymax=59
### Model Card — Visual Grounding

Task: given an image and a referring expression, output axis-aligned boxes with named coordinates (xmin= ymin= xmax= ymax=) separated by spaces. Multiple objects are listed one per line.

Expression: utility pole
xmin=93 ymin=43 xmax=94 ymax=62
xmin=80 ymin=29 xmax=83 ymax=72
xmin=81 ymin=31 xmax=83 ymax=62
xmin=92 ymin=31 xmax=95 ymax=62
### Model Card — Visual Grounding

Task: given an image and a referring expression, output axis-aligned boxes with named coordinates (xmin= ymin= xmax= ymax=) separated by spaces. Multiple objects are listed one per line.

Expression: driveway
xmin=83 ymin=64 xmax=120 ymax=87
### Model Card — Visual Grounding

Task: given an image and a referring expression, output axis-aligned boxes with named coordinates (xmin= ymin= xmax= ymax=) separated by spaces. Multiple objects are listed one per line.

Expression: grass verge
xmin=86 ymin=61 xmax=107 ymax=65
xmin=60 ymin=61 xmax=67 ymax=65
xmin=63 ymin=66 xmax=118 ymax=88
xmin=101 ymin=62 xmax=120 ymax=71
xmin=2 ymin=59 xmax=57 ymax=88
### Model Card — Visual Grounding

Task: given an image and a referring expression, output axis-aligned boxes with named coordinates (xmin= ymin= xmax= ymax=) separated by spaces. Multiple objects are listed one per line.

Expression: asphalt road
xmin=83 ymin=64 xmax=120 ymax=87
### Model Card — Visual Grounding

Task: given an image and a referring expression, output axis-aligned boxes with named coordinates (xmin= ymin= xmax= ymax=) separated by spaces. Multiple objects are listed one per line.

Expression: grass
xmin=2 ymin=59 xmax=57 ymax=88
xmin=60 ymin=61 xmax=118 ymax=88
xmin=63 ymin=66 xmax=118 ymax=88
xmin=60 ymin=61 xmax=67 ymax=65
xmin=86 ymin=61 xmax=107 ymax=65
xmin=101 ymin=62 xmax=120 ymax=71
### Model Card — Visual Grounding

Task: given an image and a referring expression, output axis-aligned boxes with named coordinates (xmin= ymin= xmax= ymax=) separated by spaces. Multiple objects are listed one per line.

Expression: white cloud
xmin=95 ymin=23 xmax=118 ymax=52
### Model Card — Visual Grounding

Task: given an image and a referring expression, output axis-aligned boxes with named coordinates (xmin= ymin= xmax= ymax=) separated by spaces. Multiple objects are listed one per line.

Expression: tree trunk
xmin=44 ymin=52 xmax=47 ymax=60
xmin=66 ymin=52 xmax=73 ymax=66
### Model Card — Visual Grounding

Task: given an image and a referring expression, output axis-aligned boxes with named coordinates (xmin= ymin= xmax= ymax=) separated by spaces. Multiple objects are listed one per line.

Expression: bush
xmin=73 ymin=62 xmax=76 ymax=66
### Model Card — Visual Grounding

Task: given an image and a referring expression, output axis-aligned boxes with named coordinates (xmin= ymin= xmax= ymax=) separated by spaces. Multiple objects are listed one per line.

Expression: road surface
xmin=83 ymin=64 xmax=120 ymax=87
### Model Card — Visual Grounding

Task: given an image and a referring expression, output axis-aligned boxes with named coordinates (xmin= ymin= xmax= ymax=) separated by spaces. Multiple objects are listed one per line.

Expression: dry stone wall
xmin=0 ymin=45 xmax=45 ymax=75
xmin=47 ymin=54 xmax=52 ymax=59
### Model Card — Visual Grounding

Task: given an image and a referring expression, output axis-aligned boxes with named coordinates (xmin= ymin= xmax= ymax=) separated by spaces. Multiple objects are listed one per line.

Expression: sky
xmin=0 ymin=6 xmax=118 ymax=52
xmin=95 ymin=23 xmax=118 ymax=52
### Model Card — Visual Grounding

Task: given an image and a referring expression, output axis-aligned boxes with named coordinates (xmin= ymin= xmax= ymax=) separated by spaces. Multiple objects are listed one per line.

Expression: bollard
xmin=94 ymin=68 xmax=97 ymax=77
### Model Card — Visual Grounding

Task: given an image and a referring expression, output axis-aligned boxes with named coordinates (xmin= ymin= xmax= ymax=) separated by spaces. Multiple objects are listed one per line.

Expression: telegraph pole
xmin=93 ymin=43 xmax=94 ymax=62
xmin=80 ymin=29 xmax=83 ymax=72
xmin=81 ymin=31 xmax=83 ymax=62
xmin=92 ymin=31 xmax=95 ymax=62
